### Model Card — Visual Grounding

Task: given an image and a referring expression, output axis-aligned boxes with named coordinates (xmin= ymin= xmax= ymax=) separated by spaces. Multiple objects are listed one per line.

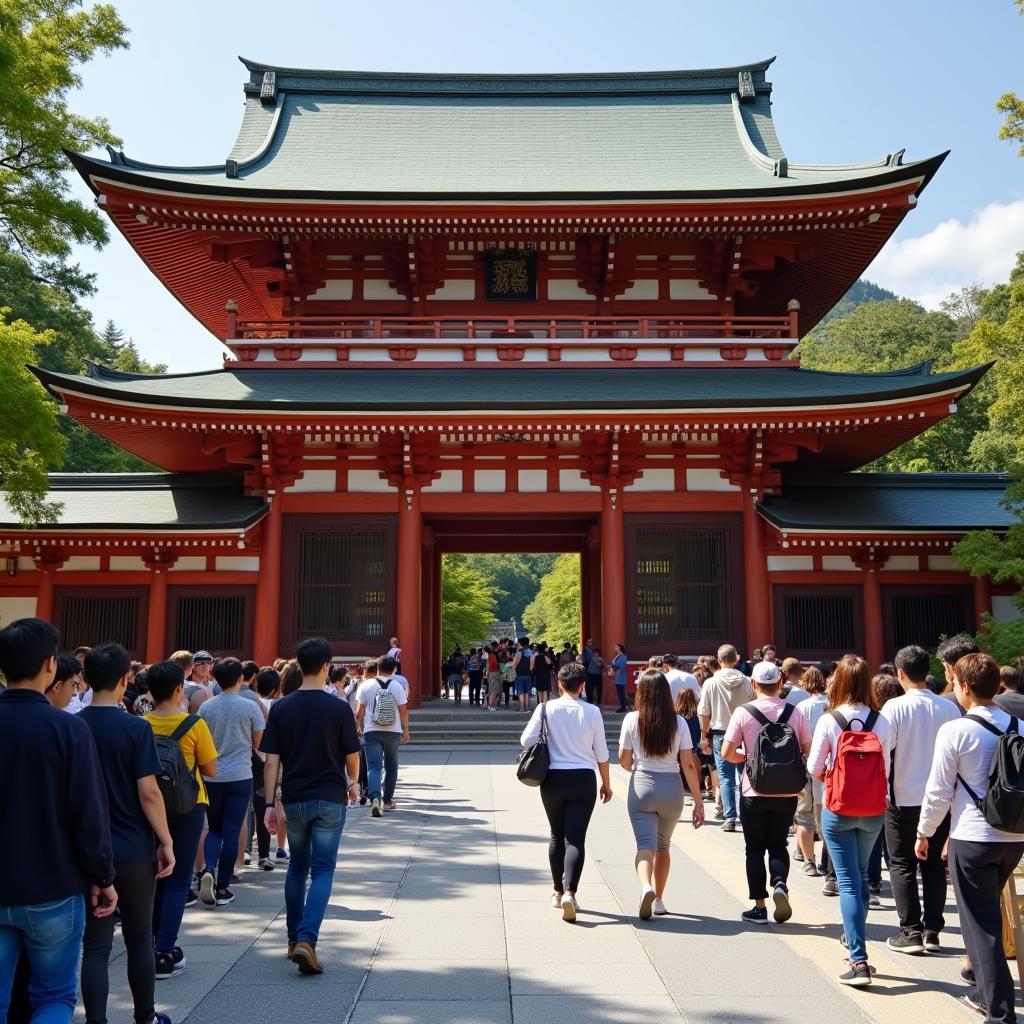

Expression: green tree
xmin=522 ymin=554 xmax=581 ymax=647
xmin=468 ymin=553 xmax=557 ymax=622
xmin=441 ymin=554 xmax=497 ymax=654
xmin=0 ymin=310 xmax=63 ymax=524
xmin=996 ymin=0 xmax=1024 ymax=155
xmin=0 ymin=1 xmax=128 ymax=277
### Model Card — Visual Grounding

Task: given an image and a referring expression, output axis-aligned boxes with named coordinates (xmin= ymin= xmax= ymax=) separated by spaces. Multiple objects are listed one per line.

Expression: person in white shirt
xmin=355 ymin=656 xmax=409 ymax=817
xmin=808 ymin=655 xmax=892 ymax=989
xmin=781 ymin=658 xmax=810 ymax=706
xmin=917 ymin=653 xmax=1024 ymax=1021
xmin=619 ymin=671 xmax=704 ymax=921
xmin=520 ymin=663 xmax=611 ymax=923
xmin=878 ymin=645 xmax=962 ymax=956
xmin=661 ymin=654 xmax=700 ymax=705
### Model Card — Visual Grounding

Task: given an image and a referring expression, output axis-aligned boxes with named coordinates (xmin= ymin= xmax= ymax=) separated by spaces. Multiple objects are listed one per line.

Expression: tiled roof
xmin=68 ymin=57 xmax=943 ymax=200
xmin=758 ymin=472 xmax=1013 ymax=532
xmin=0 ymin=474 xmax=267 ymax=531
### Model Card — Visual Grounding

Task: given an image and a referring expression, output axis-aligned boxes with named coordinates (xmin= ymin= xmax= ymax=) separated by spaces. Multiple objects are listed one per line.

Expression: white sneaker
xmin=371 ymin=798 xmax=382 ymax=818
xmin=638 ymin=886 xmax=655 ymax=920
xmin=560 ymin=893 xmax=578 ymax=922
xmin=551 ymin=891 xmax=563 ymax=909
xmin=652 ymin=898 xmax=668 ymax=916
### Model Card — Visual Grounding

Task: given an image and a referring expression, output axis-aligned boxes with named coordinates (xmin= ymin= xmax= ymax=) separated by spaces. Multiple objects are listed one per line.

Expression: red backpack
xmin=824 ymin=709 xmax=887 ymax=817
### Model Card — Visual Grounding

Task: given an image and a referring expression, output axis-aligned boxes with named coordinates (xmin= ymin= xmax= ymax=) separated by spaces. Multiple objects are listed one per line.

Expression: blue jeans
xmin=282 ymin=800 xmax=346 ymax=946
xmin=712 ymin=731 xmax=741 ymax=822
xmin=204 ymin=778 xmax=253 ymax=889
xmin=364 ymin=731 xmax=402 ymax=803
xmin=153 ymin=803 xmax=205 ymax=954
xmin=0 ymin=894 xmax=85 ymax=1024
xmin=822 ymin=808 xmax=884 ymax=964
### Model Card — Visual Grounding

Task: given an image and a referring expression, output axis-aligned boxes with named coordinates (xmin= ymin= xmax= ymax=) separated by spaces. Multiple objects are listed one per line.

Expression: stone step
xmin=408 ymin=706 xmax=623 ymax=746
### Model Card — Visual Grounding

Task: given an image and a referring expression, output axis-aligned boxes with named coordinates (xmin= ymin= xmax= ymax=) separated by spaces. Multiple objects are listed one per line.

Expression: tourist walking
xmin=532 ymin=642 xmax=555 ymax=704
xmin=584 ymin=647 xmax=604 ymax=706
xmin=879 ymin=645 xmax=962 ymax=955
xmin=197 ymin=658 xmax=264 ymax=908
xmin=662 ymin=654 xmax=700 ymax=704
xmin=520 ymin=663 xmax=612 ymax=922
xmin=467 ymin=648 xmax=484 ymax=705
xmin=609 ymin=643 xmax=630 ymax=712
xmin=619 ymin=670 xmax=704 ymax=919
xmin=513 ymin=637 xmax=533 ymax=712
xmin=145 ymin=661 xmax=218 ymax=979
xmin=485 ymin=643 xmax=502 ymax=711
xmin=261 ymin=638 xmax=362 ymax=975
xmin=918 ymin=652 xmax=1024 ymax=1020
xmin=808 ymin=655 xmax=892 ymax=987
xmin=794 ymin=666 xmax=829 ymax=876
xmin=0 ymin=619 xmax=117 ymax=1024
xmin=697 ymin=645 xmax=754 ymax=832
xmin=721 ymin=661 xmax=811 ymax=925
xmin=355 ymin=655 xmax=410 ymax=817
xmin=78 ymin=643 xmax=175 ymax=1024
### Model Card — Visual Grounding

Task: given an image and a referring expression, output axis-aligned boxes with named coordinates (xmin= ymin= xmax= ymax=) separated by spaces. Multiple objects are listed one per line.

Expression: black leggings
xmin=539 ymin=769 xmax=597 ymax=893
xmin=253 ymin=788 xmax=272 ymax=859
xmin=468 ymin=671 xmax=483 ymax=704
xmin=739 ymin=795 xmax=797 ymax=900
xmin=585 ymin=674 xmax=603 ymax=707
xmin=81 ymin=859 xmax=156 ymax=1024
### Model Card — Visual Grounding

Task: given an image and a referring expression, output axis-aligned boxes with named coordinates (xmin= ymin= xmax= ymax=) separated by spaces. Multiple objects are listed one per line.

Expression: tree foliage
xmin=996 ymin=0 xmax=1024 ymax=156
xmin=441 ymin=554 xmax=497 ymax=654
xmin=0 ymin=1 xmax=128 ymax=276
xmin=522 ymin=554 xmax=581 ymax=648
xmin=467 ymin=552 xmax=557 ymax=622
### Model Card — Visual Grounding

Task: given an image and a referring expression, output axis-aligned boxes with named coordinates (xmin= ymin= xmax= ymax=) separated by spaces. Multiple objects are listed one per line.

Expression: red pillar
xmin=397 ymin=486 xmax=422 ymax=707
xmin=862 ymin=567 xmax=885 ymax=671
xmin=35 ymin=565 xmax=55 ymax=623
xmin=420 ymin=527 xmax=434 ymax=702
xmin=974 ymin=574 xmax=993 ymax=630
xmin=253 ymin=497 xmax=283 ymax=665
xmin=146 ymin=563 xmax=169 ymax=664
xmin=600 ymin=484 xmax=627 ymax=662
xmin=742 ymin=491 xmax=771 ymax=656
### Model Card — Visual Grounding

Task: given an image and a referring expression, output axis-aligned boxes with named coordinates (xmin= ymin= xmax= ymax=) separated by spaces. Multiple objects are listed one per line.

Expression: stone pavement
xmin=91 ymin=748 xmax=1004 ymax=1024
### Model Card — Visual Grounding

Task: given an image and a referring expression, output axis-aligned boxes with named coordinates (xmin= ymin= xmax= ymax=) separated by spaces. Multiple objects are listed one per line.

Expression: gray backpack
xmin=372 ymin=679 xmax=398 ymax=727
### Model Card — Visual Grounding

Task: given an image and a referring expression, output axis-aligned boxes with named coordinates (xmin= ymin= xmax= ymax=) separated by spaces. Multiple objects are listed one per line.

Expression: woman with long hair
xmin=808 ymin=655 xmax=892 ymax=987
xmin=520 ymin=663 xmax=612 ymax=923
xmin=620 ymin=670 xmax=704 ymax=919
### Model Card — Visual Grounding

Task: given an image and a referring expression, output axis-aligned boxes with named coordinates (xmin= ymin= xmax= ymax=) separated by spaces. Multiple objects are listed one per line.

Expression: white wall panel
xmin=0 ymin=596 xmax=36 ymax=626
xmin=285 ymin=469 xmax=337 ymax=493
xmin=347 ymin=469 xmax=396 ymax=493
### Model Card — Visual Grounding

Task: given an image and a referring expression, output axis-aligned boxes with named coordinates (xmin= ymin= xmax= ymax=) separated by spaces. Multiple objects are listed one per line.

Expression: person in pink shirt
xmin=722 ymin=661 xmax=812 ymax=925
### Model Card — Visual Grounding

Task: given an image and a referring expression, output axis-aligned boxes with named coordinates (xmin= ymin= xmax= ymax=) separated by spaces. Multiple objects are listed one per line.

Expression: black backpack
xmin=153 ymin=715 xmax=201 ymax=817
xmin=743 ymin=702 xmax=807 ymax=795
xmin=957 ymin=715 xmax=1024 ymax=834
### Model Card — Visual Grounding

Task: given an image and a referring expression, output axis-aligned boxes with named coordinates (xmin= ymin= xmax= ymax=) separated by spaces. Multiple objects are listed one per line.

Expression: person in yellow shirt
xmin=145 ymin=661 xmax=217 ymax=981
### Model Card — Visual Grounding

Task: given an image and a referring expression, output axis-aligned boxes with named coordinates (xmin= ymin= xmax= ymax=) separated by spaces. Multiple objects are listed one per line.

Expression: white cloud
xmin=867 ymin=199 xmax=1024 ymax=309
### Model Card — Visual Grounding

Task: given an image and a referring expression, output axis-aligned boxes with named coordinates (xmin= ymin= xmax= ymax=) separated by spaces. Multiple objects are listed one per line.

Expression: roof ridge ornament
xmin=737 ymin=70 xmax=756 ymax=102
xmin=260 ymin=70 xmax=277 ymax=104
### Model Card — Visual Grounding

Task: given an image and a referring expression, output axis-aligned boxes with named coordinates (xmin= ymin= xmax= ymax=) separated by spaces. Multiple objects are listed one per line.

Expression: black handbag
xmin=516 ymin=703 xmax=549 ymax=787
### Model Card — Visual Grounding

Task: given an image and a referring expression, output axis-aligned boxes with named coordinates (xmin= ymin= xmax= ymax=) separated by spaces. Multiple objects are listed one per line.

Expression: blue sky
xmin=67 ymin=0 xmax=1024 ymax=370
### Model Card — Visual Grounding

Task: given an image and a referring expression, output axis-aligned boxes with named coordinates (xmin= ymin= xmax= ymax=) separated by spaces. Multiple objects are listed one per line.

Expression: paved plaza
xmin=93 ymin=749 xmax=998 ymax=1024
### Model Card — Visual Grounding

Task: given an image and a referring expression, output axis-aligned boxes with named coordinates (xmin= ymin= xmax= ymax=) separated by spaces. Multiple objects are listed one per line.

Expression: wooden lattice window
xmin=773 ymin=586 xmax=864 ymax=660
xmin=883 ymin=585 xmax=974 ymax=653
xmin=281 ymin=516 xmax=397 ymax=654
xmin=167 ymin=587 xmax=254 ymax=660
xmin=54 ymin=587 xmax=147 ymax=658
xmin=626 ymin=515 xmax=743 ymax=655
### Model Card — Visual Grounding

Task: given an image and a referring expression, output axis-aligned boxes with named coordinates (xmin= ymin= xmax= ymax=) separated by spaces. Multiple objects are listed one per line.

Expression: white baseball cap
xmin=752 ymin=661 xmax=781 ymax=686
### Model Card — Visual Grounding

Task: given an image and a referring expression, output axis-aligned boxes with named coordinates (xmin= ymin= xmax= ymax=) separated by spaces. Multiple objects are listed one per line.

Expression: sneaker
xmin=275 ymin=848 xmax=289 ymax=861
xmin=153 ymin=1012 xmax=172 ymax=1024
xmin=371 ymin=798 xmax=382 ymax=818
xmin=551 ymin=891 xmax=563 ymax=910
xmin=923 ymin=930 xmax=941 ymax=953
xmin=714 ymin=807 xmax=725 ymax=821
xmin=171 ymin=946 xmax=185 ymax=969
xmin=869 ymin=882 xmax=882 ymax=896
xmin=198 ymin=869 xmax=216 ymax=906
xmin=962 ymin=988 xmax=985 ymax=1015
xmin=561 ymin=893 xmax=578 ymax=923
xmin=887 ymin=931 xmax=925 ymax=955
xmin=838 ymin=961 xmax=872 ymax=987
xmin=291 ymin=940 xmax=323 ymax=975
xmin=652 ymin=899 xmax=669 ymax=916
xmin=638 ymin=886 xmax=655 ymax=920
xmin=741 ymin=906 xmax=768 ymax=925
xmin=722 ymin=819 xmax=737 ymax=833
xmin=793 ymin=848 xmax=805 ymax=862
xmin=258 ymin=857 xmax=274 ymax=871
xmin=822 ymin=878 xmax=839 ymax=897
xmin=868 ymin=892 xmax=881 ymax=908
xmin=229 ymin=874 xmax=241 ymax=885
xmin=801 ymin=860 xmax=820 ymax=877
xmin=154 ymin=952 xmax=183 ymax=980
xmin=184 ymin=889 xmax=199 ymax=909
xmin=243 ymin=853 xmax=251 ymax=866
xmin=772 ymin=884 xmax=792 ymax=924
xmin=382 ymin=801 xmax=397 ymax=811
xmin=961 ymin=963 xmax=976 ymax=984
xmin=214 ymin=887 xmax=235 ymax=906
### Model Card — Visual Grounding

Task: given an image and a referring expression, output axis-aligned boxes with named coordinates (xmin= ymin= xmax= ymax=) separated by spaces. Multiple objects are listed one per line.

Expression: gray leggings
xmin=627 ymin=769 xmax=685 ymax=852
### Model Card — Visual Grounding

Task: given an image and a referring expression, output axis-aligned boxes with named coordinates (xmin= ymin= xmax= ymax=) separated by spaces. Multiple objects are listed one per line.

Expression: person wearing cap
xmin=721 ymin=660 xmax=812 ymax=925
xmin=185 ymin=651 xmax=215 ymax=713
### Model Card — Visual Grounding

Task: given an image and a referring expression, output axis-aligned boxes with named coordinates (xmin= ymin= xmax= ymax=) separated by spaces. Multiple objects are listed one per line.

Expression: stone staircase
xmin=409 ymin=702 xmax=623 ymax=748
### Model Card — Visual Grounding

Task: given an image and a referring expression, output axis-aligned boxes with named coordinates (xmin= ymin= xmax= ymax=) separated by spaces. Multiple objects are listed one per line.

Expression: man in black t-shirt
xmin=260 ymin=638 xmax=361 ymax=976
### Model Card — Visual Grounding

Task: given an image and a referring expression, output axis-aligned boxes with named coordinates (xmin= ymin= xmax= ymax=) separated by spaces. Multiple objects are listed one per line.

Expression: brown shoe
xmin=291 ymin=941 xmax=323 ymax=975
xmin=287 ymin=942 xmax=296 ymax=960
xmin=382 ymin=801 xmax=396 ymax=811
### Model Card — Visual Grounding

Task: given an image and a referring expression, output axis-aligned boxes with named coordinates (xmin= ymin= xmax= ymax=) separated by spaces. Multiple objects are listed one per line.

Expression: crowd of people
xmin=518 ymin=636 xmax=1024 ymax=1021
xmin=4 ymin=616 xmax=1024 ymax=1024
xmin=0 ymin=621 xmax=411 ymax=1024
